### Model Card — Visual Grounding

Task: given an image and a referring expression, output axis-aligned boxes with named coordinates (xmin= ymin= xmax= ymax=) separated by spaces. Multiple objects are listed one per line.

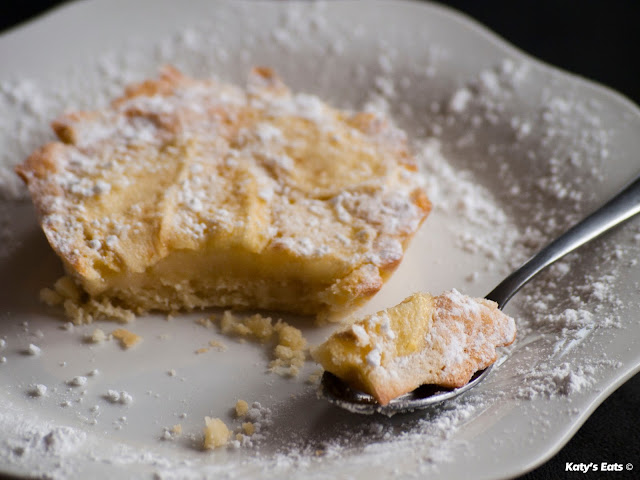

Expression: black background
xmin=0 ymin=2 xmax=639 ymax=479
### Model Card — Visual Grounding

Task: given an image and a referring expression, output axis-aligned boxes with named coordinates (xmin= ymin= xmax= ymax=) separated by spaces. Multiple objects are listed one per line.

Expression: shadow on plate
xmin=0 ymin=203 xmax=64 ymax=317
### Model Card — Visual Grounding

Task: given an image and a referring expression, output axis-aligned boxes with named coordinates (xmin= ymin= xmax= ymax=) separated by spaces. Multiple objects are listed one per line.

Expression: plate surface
xmin=1 ymin=1 xmax=639 ymax=479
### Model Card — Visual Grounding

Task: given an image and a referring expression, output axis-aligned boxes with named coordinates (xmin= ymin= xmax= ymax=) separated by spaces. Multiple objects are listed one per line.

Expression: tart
xmin=17 ymin=66 xmax=429 ymax=321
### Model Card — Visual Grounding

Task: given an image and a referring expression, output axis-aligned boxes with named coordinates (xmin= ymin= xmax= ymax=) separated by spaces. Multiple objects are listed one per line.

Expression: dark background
xmin=0 ymin=2 xmax=638 ymax=479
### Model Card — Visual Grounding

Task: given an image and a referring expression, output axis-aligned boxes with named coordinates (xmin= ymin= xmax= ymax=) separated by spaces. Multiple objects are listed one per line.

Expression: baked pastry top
xmin=312 ymin=290 xmax=516 ymax=405
xmin=16 ymin=66 xmax=430 ymax=320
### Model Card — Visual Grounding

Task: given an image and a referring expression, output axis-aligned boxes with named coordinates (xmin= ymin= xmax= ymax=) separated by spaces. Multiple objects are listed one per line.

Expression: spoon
xmin=321 ymin=173 xmax=640 ymax=415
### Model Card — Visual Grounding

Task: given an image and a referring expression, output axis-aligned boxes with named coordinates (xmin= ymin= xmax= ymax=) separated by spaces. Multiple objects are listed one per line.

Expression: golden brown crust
xmin=17 ymin=143 xmax=62 ymax=182
xmin=17 ymin=67 xmax=429 ymax=320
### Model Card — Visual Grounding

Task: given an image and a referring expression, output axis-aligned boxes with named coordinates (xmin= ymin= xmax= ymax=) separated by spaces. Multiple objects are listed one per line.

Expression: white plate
xmin=1 ymin=1 xmax=639 ymax=479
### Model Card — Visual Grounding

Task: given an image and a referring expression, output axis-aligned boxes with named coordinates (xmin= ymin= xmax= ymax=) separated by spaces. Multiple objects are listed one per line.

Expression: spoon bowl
xmin=321 ymin=367 xmax=492 ymax=415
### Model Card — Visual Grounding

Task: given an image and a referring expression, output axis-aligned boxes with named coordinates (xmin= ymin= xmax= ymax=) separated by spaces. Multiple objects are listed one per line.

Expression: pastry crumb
xmin=54 ymin=276 xmax=82 ymax=303
xmin=269 ymin=323 xmax=307 ymax=377
xmin=241 ymin=422 xmax=255 ymax=436
xmin=220 ymin=311 xmax=252 ymax=337
xmin=203 ymin=417 xmax=230 ymax=450
xmin=245 ymin=315 xmax=275 ymax=342
xmin=195 ymin=316 xmax=216 ymax=328
xmin=306 ymin=368 xmax=324 ymax=385
xmin=195 ymin=347 xmax=210 ymax=354
xmin=111 ymin=329 xmax=142 ymax=349
xmin=162 ymin=423 xmax=183 ymax=440
xmin=235 ymin=399 xmax=249 ymax=417
xmin=68 ymin=298 xmax=135 ymax=325
xmin=39 ymin=287 xmax=63 ymax=306
xmin=208 ymin=340 xmax=226 ymax=351
xmin=218 ymin=311 xmax=308 ymax=377
xmin=61 ymin=322 xmax=74 ymax=331
xmin=88 ymin=328 xmax=107 ymax=344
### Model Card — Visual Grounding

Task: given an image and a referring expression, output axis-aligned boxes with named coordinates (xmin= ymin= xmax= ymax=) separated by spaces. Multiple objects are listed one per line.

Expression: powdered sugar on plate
xmin=1 ymin=1 xmax=639 ymax=479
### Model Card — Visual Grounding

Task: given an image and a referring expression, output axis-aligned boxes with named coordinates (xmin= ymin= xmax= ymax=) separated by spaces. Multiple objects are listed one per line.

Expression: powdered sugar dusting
xmin=516 ymin=362 xmax=599 ymax=399
xmin=104 ymin=390 xmax=133 ymax=405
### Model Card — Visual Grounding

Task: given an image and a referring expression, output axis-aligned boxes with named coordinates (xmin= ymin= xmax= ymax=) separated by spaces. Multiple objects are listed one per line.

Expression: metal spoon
xmin=321 ymin=173 xmax=640 ymax=415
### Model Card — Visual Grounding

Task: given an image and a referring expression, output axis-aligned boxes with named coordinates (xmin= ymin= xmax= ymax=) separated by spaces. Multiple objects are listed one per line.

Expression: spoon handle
xmin=486 ymin=173 xmax=640 ymax=309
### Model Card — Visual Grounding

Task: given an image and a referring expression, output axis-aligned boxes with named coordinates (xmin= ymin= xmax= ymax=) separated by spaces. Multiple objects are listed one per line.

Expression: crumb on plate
xmin=203 ymin=417 xmax=230 ymax=450
xmin=111 ymin=328 xmax=142 ymax=349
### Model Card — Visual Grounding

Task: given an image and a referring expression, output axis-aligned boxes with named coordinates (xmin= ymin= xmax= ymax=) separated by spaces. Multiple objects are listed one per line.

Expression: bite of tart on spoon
xmin=313 ymin=290 xmax=514 ymax=409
